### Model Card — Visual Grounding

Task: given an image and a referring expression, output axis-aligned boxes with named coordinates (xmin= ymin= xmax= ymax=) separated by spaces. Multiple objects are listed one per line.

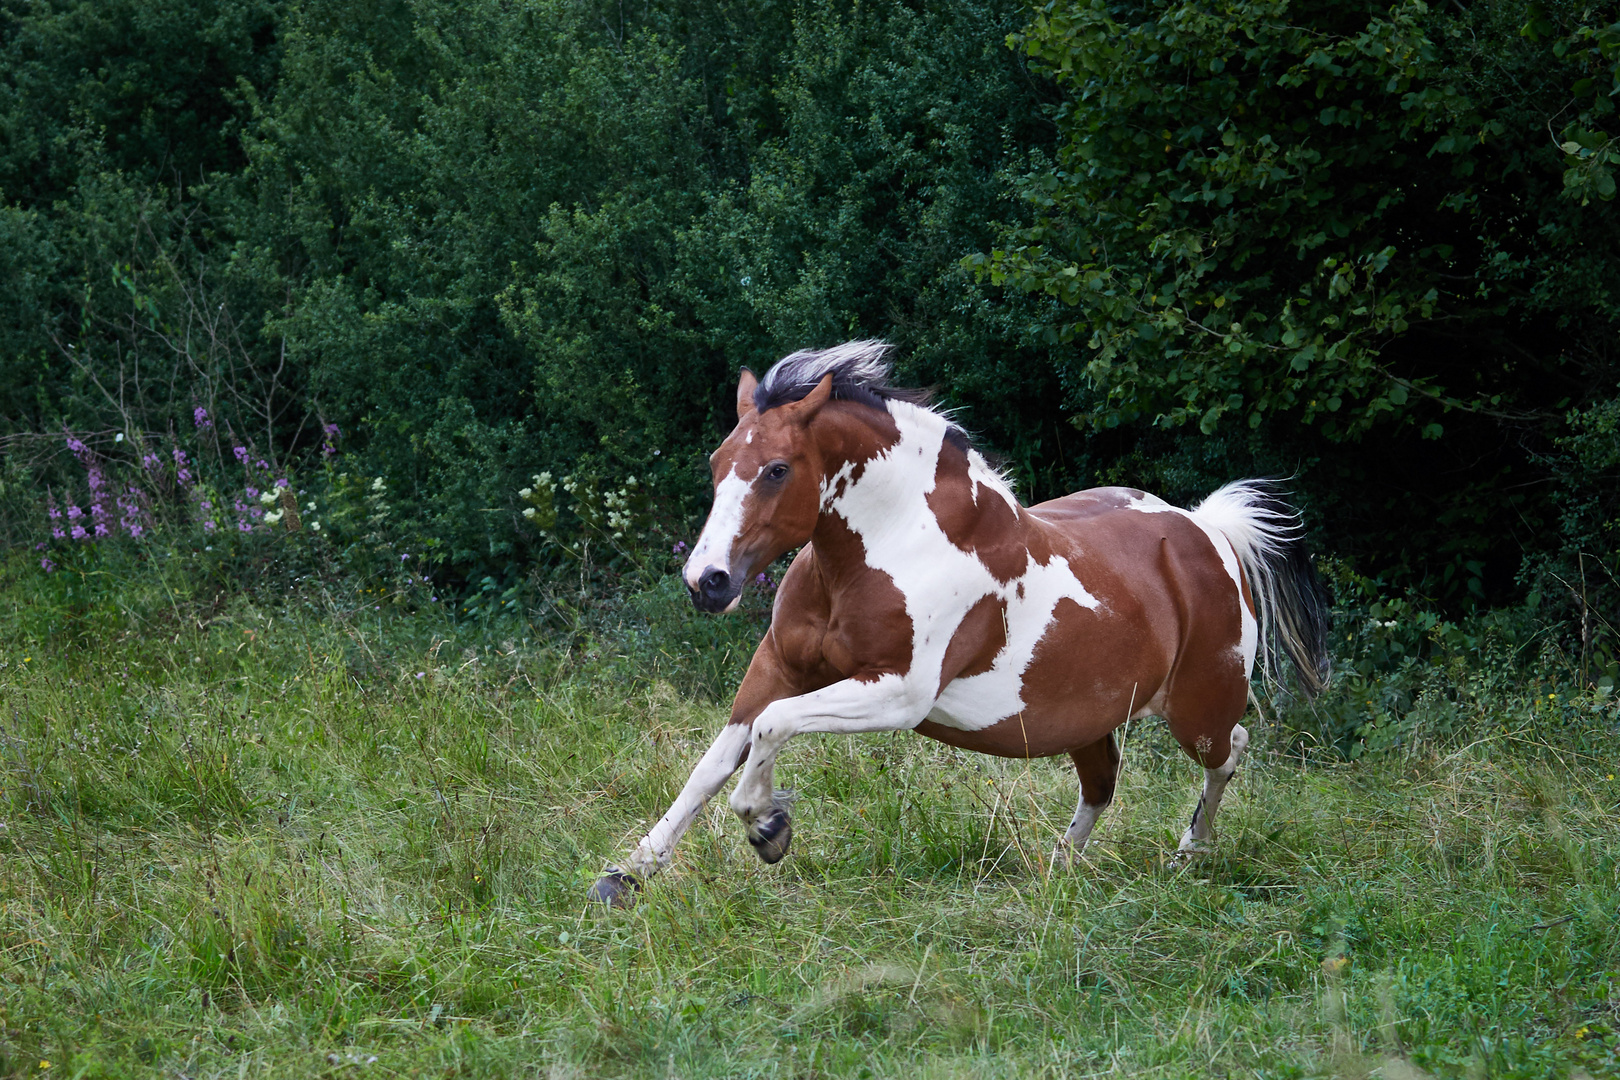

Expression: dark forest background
xmin=1 ymin=0 xmax=1615 ymax=655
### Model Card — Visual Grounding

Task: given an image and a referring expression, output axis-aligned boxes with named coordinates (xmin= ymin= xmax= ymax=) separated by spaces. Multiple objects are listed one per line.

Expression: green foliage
xmin=243 ymin=0 xmax=1050 ymax=564
xmin=2 ymin=0 xmax=1617 ymax=655
xmin=978 ymin=0 xmax=1620 ymax=440
xmin=972 ymin=0 xmax=1620 ymax=621
xmin=2 ymin=0 xmax=1053 ymax=574
xmin=1275 ymin=572 xmax=1618 ymax=759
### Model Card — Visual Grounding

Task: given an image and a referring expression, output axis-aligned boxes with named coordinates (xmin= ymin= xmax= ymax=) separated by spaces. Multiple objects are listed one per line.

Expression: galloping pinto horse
xmin=590 ymin=341 xmax=1330 ymax=905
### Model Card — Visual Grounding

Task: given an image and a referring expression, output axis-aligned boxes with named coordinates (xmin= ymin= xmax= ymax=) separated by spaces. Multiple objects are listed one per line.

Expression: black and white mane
xmin=752 ymin=340 xmax=968 ymax=448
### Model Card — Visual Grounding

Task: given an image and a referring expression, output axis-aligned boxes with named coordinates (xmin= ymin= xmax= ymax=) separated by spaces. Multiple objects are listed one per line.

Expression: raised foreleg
xmin=589 ymin=632 xmax=804 ymax=906
xmin=588 ymin=722 xmax=752 ymax=906
xmin=728 ymin=674 xmax=931 ymax=862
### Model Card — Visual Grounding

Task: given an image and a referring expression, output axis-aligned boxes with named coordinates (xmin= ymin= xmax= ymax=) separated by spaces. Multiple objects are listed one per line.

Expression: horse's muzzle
xmin=690 ymin=566 xmax=741 ymax=613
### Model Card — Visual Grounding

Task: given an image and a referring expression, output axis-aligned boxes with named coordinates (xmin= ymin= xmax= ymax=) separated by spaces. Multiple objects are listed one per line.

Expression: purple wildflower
xmin=66 ymin=505 xmax=83 ymax=520
xmin=66 ymin=437 xmax=87 ymax=456
xmin=70 ymin=525 xmax=88 ymax=540
xmin=672 ymin=540 xmax=688 ymax=555
xmin=51 ymin=527 xmax=65 ymax=540
xmin=194 ymin=407 xmax=212 ymax=429
xmin=127 ymin=524 xmax=144 ymax=539
xmin=200 ymin=500 xmax=213 ymax=511
xmin=233 ymin=446 xmax=249 ymax=465
xmin=93 ymin=523 xmax=109 ymax=537
xmin=47 ymin=505 xmax=61 ymax=520
xmin=40 ymin=557 xmax=56 ymax=573
xmin=142 ymin=453 xmax=160 ymax=470
xmin=177 ymin=468 xmax=192 ymax=485
xmin=255 ymin=459 xmax=268 ymax=471
xmin=401 ymin=553 xmax=411 ymax=561
xmin=274 ymin=478 xmax=289 ymax=488
xmin=203 ymin=520 xmax=216 ymax=532
xmin=238 ymin=520 xmax=252 ymax=532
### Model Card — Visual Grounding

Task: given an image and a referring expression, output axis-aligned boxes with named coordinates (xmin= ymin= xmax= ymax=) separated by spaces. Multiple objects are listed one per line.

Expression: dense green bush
xmin=975 ymin=0 xmax=1619 ymax=626
xmin=2 ymin=0 xmax=1616 ymax=684
xmin=2 ymin=0 xmax=1053 ymax=564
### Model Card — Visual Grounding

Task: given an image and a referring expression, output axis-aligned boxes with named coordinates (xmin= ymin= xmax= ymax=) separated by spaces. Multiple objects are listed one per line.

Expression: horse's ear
xmin=736 ymin=368 xmax=759 ymax=420
xmin=788 ymin=372 xmax=835 ymax=424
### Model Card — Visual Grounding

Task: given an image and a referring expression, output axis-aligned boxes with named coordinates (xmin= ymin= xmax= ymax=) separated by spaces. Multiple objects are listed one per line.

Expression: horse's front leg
xmin=590 ymin=633 xmax=805 ymax=906
xmin=588 ymin=722 xmax=753 ymax=905
xmin=729 ymin=674 xmax=928 ymax=863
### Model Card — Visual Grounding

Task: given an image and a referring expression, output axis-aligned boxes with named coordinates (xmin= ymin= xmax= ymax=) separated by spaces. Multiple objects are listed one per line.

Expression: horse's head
xmin=683 ymin=368 xmax=834 ymax=612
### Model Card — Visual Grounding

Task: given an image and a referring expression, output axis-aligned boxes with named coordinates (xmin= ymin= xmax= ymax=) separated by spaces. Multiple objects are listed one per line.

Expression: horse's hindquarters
xmin=920 ymin=500 xmax=1253 ymax=764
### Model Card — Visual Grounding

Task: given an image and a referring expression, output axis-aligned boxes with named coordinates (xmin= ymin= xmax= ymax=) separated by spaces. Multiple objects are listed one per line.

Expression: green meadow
xmin=0 ymin=559 xmax=1615 ymax=1079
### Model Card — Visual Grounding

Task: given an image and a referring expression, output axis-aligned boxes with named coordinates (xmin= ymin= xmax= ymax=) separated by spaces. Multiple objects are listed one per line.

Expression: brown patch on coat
xmin=936 ymin=594 xmax=1008 ymax=696
xmin=926 ymin=439 xmax=1028 ymax=582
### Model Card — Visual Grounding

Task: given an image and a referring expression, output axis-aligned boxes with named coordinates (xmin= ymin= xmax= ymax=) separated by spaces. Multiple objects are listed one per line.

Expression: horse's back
xmin=1025 ymin=486 xmax=1164 ymax=527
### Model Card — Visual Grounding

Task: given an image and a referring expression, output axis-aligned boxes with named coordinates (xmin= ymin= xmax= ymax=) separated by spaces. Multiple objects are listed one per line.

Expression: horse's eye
xmin=766 ymin=462 xmax=789 ymax=482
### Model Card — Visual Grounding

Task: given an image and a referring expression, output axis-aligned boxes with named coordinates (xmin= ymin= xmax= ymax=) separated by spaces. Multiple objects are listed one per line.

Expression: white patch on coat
xmin=819 ymin=401 xmax=1099 ymax=734
xmin=966 ymin=449 xmax=1019 ymax=514
xmin=685 ymin=467 xmax=752 ymax=590
xmin=1124 ymin=492 xmax=1175 ymax=513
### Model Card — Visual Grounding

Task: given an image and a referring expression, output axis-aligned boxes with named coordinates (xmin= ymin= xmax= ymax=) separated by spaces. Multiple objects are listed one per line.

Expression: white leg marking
xmin=621 ymin=722 xmax=752 ymax=879
xmin=1177 ymin=722 xmax=1250 ymax=855
xmin=1051 ymin=797 xmax=1110 ymax=868
xmin=728 ymin=675 xmax=930 ymax=832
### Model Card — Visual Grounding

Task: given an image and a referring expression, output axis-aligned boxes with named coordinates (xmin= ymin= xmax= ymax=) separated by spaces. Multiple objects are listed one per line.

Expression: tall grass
xmin=0 ymin=553 xmax=1616 ymax=1078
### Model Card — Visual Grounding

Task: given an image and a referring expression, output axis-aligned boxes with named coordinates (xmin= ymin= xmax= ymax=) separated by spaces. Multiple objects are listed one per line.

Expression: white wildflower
xmin=309 ymin=521 xmax=321 ymax=531
xmin=370 ymin=476 xmax=386 ymax=492
xmin=522 ymin=507 xmax=536 ymax=519
xmin=259 ymin=490 xmax=279 ymax=506
xmin=263 ymin=510 xmax=283 ymax=525
xmin=519 ymin=487 xmax=533 ymax=499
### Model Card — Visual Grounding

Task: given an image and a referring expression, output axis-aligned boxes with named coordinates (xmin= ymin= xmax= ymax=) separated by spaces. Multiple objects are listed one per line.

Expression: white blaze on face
xmin=685 ymin=466 xmax=754 ymax=590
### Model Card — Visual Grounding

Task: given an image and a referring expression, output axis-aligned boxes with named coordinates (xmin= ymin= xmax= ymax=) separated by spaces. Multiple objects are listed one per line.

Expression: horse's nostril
xmin=699 ymin=568 xmax=731 ymax=597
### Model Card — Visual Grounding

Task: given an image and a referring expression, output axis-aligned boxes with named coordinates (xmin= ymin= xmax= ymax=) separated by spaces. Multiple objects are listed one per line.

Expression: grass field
xmin=1 ymin=574 xmax=1617 ymax=1078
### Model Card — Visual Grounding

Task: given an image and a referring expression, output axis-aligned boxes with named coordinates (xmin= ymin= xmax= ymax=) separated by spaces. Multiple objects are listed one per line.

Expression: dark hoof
xmin=747 ymin=808 xmax=793 ymax=864
xmin=587 ymin=869 xmax=640 ymax=907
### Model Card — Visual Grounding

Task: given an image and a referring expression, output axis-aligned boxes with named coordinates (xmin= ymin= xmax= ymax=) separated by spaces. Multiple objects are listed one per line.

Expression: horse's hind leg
xmin=1176 ymin=722 xmax=1249 ymax=856
xmin=1051 ymin=733 xmax=1121 ymax=869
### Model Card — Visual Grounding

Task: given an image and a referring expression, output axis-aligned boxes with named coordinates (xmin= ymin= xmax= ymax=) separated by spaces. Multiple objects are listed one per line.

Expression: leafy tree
xmin=976 ymin=0 xmax=1620 ymax=606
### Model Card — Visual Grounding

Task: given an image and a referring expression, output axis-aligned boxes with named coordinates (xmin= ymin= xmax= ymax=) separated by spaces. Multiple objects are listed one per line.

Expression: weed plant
xmin=0 ymin=550 xmax=1617 ymax=1078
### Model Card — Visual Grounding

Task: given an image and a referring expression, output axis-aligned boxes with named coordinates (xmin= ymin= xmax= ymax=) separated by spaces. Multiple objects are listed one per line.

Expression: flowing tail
xmin=1189 ymin=479 xmax=1332 ymax=700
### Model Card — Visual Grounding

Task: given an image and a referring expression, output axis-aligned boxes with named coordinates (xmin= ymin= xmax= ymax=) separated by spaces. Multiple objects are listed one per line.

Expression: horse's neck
xmin=812 ymin=401 xmax=1015 ymax=570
